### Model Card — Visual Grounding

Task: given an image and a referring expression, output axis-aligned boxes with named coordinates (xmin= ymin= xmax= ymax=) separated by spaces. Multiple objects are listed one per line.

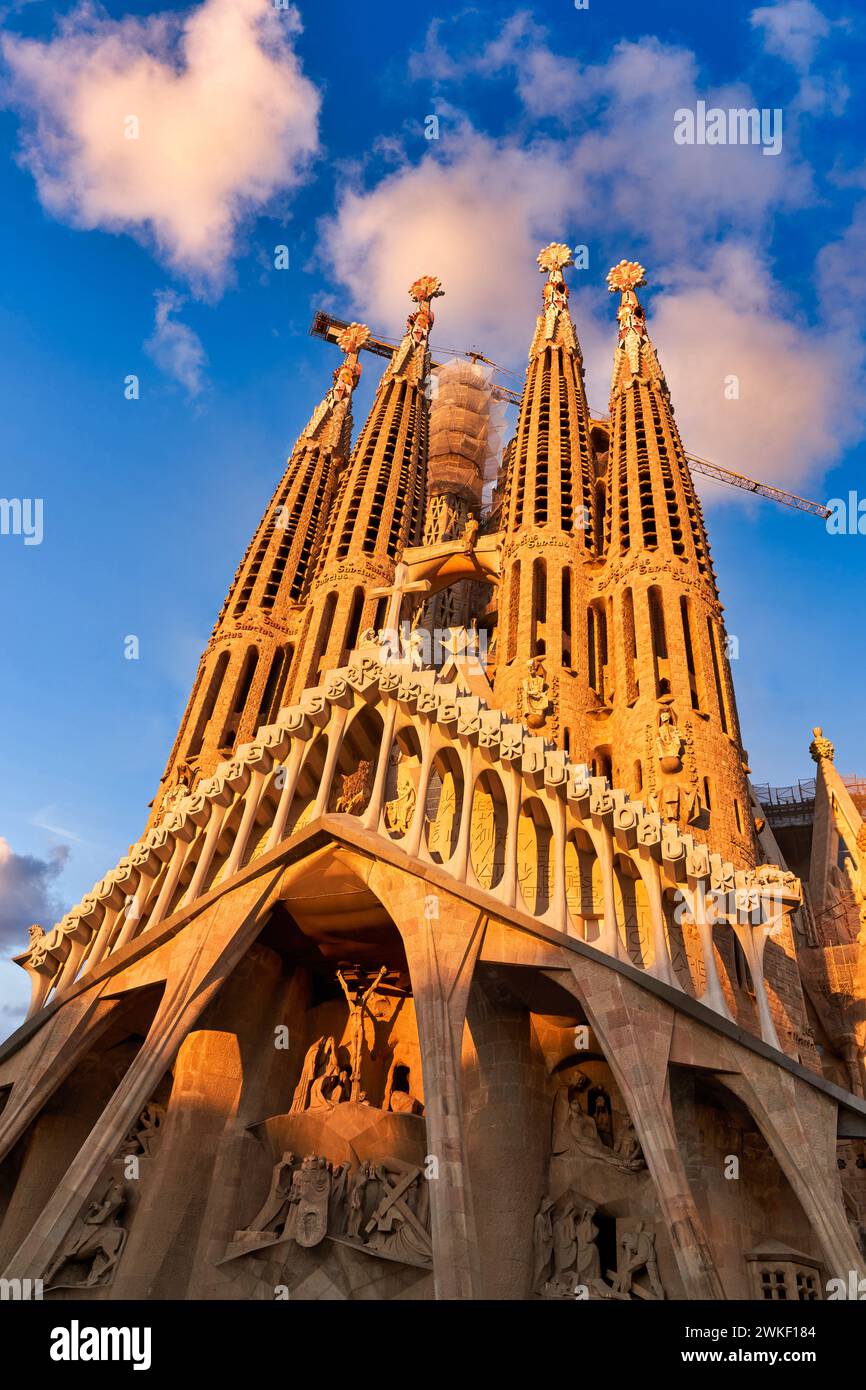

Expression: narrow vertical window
xmin=507 ymin=560 xmax=521 ymax=663
xmin=341 ymin=587 xmax=365 ymax=663
xmin=561 ymin=567 xmax=572 ymax=667
xmin=648 ymin=586 xmax=669 ymax=697
xmin=531 ymin=559 xmax=547 ymax=656
xmin=623 ymin=587 xmax=638 ymax=703
xmin=680 ymin=595 xmax=702 ymax=710
xmin=707 ymin=616 xmax=730 ymax=734
xmin=187 ymin=650 xmax=230 ymax=758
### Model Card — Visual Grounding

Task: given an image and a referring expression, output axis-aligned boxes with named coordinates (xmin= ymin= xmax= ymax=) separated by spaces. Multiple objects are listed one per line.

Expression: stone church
xmin=1 ymin=246 xmax=864 ymax=1302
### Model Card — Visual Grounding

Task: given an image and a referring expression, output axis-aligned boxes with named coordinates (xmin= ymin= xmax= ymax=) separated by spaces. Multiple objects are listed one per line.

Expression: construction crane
xmin=309 ymin=311 xmax=831 ymax=520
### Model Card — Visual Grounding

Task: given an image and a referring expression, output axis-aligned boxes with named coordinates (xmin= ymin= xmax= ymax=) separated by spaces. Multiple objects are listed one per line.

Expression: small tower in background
xmin=151 ymin=322 xmax=368 ymax=816
xmin=288 ymin=276 xmax=442 ymax=695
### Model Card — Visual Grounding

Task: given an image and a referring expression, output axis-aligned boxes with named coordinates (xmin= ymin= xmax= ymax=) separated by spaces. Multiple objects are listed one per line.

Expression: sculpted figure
xmin=346 ymin=1161 xmax=374 ymax=1239
xmin=364 ymin=1160 xmax=432 ymax=1265
xmin=334 ymin=760 xmax=373 ymax=815
xmin=656 ymin=709 xmax=683 ymax=772
xmin=120 ymin=1101 xmax=166 ymax=1159
xmin=533 ymin=1195 xmax=555 ymax=1292
xmin=612 ymin=1222 xmax=665 ymax=1300
xmin=290 ymin=1037 xmax=325 ymax=1113
xmin=552 ymin=1080 xmax=645 ymax=1172
xmin=461 ymin=511 xmax=479 ymax=555
xmin=293 ymin=1155 xmax=332 ymax=1248
xmin=240 ymin=1151 xmax=297 ymax=1239
xmin=46 ymin=1179 xmax=127 ymax=1289
xmin=337 ymin=966 xmax=387 ymax=1102
xmin=384 ymin=748 xmax=417 ymax=836
xmin=550 ymin=1197 xmax=578 ymax=1293
xmin=521 ymin=656 xmax=551 ymax=730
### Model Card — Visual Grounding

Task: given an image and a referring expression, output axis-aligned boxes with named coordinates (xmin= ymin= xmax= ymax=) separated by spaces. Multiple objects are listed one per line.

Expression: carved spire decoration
xmin=301 ymin=322 xmax=368 ymax=445
xmin=809 ymin=726 xmax=835 ymax=763
xmin=529 ymin=241 xmax=578 ymax=357
xmin=386 ymin=276 xmax=444 ymax=383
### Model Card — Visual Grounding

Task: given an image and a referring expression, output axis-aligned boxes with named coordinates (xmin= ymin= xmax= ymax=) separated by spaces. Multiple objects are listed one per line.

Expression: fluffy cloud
xmin=322 ymin=21 xmax=858 ymax=496
xmin=2 ymin=0 xmax=320 ymax=290
xmin=647 ymin=246 xmax=847 ymax=494
xmin=145 ymin=289 xmax=208 ymax=396
xmin=750 ymin=0 xmax=830 ymax=71
xmin=0 ymin=837 xmax=69 ymax=951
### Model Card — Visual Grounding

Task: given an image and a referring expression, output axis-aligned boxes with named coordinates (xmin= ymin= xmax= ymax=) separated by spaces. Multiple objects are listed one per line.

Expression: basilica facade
xmin=0 ymin=247 xmax=864 ymax=1302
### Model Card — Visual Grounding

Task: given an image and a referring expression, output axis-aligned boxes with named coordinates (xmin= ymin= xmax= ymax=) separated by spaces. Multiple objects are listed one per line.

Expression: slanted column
xmin=596 ymin=827 xmax=621 ymax=959
xmin=361 ymin=700 xmax=397 ymax=831
xmin=369 ymin=863 xmax=484 ymax=1299
xmin=561 ymin=957 xmax=726 ymax=1299
xmin=313 ymin=707 xmax=349 ymax=819
xmin=639 ymin=850 xmax=676 ymax=988
xmin=690 ymin=879 xmax=733 ymax=1019
xmin=731 ymin=910 xmax=782 ymax=1050
xmin=222 ymin=742 xmax=277 ymax=879
xmin=1 ymin=866 xmax=287 ymax=1286
xmin=403 ymin=725 xmax=435 ymax=857
xmin=502 ymin=767 xmax=522 ymax=908
xmin=450 ymin=742 xmax=476 ymax=882
xmin=551 ymin=794 xmax=568 ymax=934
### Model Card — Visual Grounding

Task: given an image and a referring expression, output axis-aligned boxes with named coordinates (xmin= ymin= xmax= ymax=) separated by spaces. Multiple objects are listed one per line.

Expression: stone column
xmin=557 ymin=955 xmax=726 ymax=1298
xmin=1 ymin=866 xmax=286 ymax=1284
xmin=719 ymin=1049 xmax=866 ymax=1285
xmin=369 ymin=862 xmax=485 ymax=1299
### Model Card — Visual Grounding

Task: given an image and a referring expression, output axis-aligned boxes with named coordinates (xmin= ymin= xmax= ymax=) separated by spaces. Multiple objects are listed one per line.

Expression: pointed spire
xmin=300 ymin=321 xmax=368 ymax=451
xmin=530 ymin=242 xmax=581 ymax=357
xmin=314 ymin=276 xmax=443 ymax=575
xmin=606 ymin=260 xmax=665 ymax=400
xmin=500 ymin=242 xmax=594 ymax=539
xmin=149 ymin=329 xmax=369 ymax=808
xmin=289 ymin=277 xmax=443 ymax=695
xmin=384 ymin=274 xmax=444 ymax=384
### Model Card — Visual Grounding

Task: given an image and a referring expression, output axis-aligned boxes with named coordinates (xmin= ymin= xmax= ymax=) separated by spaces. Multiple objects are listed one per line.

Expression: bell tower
xmin=592 ymin=261 xmax=754 ymax=862
xmin=289 ymin=276 xmax=442 ymax=695
xmin=493 ymin=243 xmax=599 ymax=757
xmin=151 ymin=322 xmax=368 ymax=817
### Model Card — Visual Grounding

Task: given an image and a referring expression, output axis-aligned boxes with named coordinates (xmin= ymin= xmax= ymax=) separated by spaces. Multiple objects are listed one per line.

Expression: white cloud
xmin=0 ymin=836 xmax=69 ymax=949
xmin=3 ymin=0 xmax=321 ymax=291
xmin=646 ymin=246 xmax=847 ymax=494
xmin=145 ymin=289 xmax=208 ymax=396
xmin=750 ymin=0 xmax=830 ymax=71
xmin=322 ymin=22 xmax=858 ymax=498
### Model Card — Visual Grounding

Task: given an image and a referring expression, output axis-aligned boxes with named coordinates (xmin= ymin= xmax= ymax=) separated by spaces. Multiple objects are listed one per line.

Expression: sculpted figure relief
xmin=120 ymin=1101 xmax=166 ymax=1159
xmin=611 ymin=1222 xmax=665 ymax=1300
xmin=656 ymin=708 xmax=684 ymax=773
xmin=522 ymin=656 xmax=551 ymax=730
xmin=461 ymin=511 xmax=479 ymax=555
xmin=537 ymin=1192 xmax=612 ymax=1299
xmin=233 ymin=1151 xmax=433 ymax=1269
xmin=337 ymin=966 xmax=387 ymax=1102
xmin=384 ymin=748 xmax=417 ymax=835
xmin=45 ymin=1179 xmax=128 ymax=1290
xmin=552 ymin=1074 xmax=645 ymax=1172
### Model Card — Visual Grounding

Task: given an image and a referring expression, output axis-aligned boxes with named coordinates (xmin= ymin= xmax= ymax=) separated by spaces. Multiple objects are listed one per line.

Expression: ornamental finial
xmin=409 ymin=275 xmax=444 ymax=304
xmin=607 ymin=260 xmax=647 ymax=295
xmin=537 ymin=243 xmax=574 ymax=276
xmin=809 ymin=726 xmax=835 ymax=763
xmin=335 ymin=322 xmax=369 ymax=355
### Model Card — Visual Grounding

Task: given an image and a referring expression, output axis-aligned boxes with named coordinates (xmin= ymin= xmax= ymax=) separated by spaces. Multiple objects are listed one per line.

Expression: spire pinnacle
xmin=301 ymin=321 xmax=368 ymax=443
xmin=531 ymin=242 xmax=578 ymax=356
xmin=607 ymin=259 xmax=665 ymax=393
xmin=386 ymin=276 xmax=443 ymax=382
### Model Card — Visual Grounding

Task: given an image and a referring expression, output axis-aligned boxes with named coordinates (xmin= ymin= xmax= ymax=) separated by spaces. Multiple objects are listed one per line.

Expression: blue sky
xmin=0 ymin=0 xmax=864 ymax=1022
